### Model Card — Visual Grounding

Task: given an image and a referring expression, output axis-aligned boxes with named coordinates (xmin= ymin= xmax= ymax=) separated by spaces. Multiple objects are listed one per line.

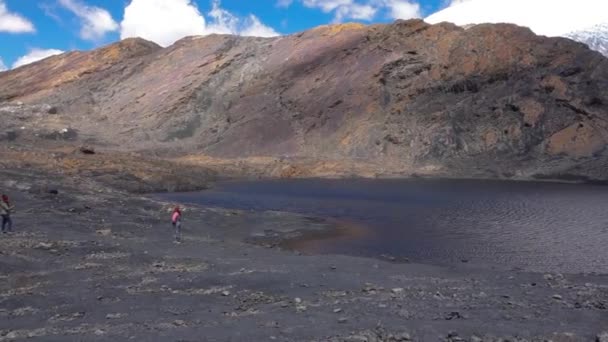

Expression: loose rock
xmin=444 ymin=312 xmax=463 ymax=320
xmin=79 ymin=146 xmax=96 ymax=155
xmin=395 ymin=332 xmax=412 ymax=341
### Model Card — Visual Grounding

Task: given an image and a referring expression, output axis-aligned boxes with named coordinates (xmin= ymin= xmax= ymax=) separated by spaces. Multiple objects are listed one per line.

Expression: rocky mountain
xmin=566 ymin=23 xmax=608 ymax=57
xmin=1 ymin=20 xmax=608 ymax=180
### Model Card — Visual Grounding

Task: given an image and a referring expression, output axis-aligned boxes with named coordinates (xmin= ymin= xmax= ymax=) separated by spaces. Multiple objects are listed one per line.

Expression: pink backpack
xmin=172 ymin=211 xmax=181 ymax=223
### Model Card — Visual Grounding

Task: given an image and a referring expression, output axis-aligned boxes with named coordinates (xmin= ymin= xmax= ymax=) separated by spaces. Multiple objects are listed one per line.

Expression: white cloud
xmin=58 ymin=0 xmax=119 ymax=41
xmin=426 ymin=0 xmax=608 ymax=37
xmin=334 ymin=3 xmax=377 ymax=22
xmin=0 ymin=57 xmax=7 ymax=71
xmin=384 ymin=0 xmax=421 ymax=20
xmin=121 ymin=0 xmax=207 ymax=47
xmin=120 ymin=0 xmax=278 ymax=47
xmin=303 ymin=0 xmax=355 ymax=13
xmin=0 ymin=0 xmax=35 ymax=33
xmin=240 ymin=15 xmax=280 ymax=37
xmin=299 ymin=0 xmax=420 ymax=22
xmin=205 ymin=0 xmax=238 ymax=35
xmin=302 ymin=0 xmax=376 ymax=22
xmin=205 ymin=1 xmax=279 ymax=37
xmin=12 ymin=49 xmax=65 ymax=69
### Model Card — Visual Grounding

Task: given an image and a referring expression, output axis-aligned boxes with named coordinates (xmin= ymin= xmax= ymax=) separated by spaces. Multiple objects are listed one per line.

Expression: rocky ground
xmin=1 ymin=161 xmax=607 ymax=342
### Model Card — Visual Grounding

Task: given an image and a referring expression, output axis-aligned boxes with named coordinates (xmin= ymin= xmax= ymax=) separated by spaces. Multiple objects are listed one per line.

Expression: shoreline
xmin=157 ymin=178 xmax=608 ymax=276
xmin=178 ymin=199 xmax=608 ymax=277
xmin=1 ymin=156 xmax=607 ymax=341
xmin=166 ymin=173 xmax=608 ymax=197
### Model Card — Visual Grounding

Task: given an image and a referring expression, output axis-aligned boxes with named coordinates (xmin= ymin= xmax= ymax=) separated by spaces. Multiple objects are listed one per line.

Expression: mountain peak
xmin=565 ymin=23 xmax=608 ymax=57
xmin=426 ymin=0 xmax=608 ymax=57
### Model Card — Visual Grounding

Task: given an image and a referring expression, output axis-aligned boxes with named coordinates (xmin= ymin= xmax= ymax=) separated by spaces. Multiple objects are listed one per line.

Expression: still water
xmin=162 ymin=178 xmax=608 ymax=274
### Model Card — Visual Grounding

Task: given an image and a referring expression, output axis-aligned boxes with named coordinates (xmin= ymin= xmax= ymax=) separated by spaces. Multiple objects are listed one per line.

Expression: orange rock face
xmin=547 ymin=123 xmax=607 ymax=158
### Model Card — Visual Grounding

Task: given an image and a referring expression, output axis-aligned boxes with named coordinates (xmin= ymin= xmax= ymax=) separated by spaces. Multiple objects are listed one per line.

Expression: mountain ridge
xmin=1 ymin=20 xmax=608 ymax=181
xmin=565 ymin=23 xmax=608 ymax=57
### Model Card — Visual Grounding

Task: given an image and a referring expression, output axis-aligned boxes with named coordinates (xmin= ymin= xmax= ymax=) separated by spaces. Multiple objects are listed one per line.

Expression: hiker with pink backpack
xmin=171 ymin=206 xmax=182 ymax=243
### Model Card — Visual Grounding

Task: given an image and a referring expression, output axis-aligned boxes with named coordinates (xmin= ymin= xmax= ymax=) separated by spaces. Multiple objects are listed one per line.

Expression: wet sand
xmin=1 ymin=168 xmax=607 ymax=341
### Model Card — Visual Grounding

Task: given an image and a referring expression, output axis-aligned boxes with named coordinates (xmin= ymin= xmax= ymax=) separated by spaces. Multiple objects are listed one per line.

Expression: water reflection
xmin=161 ymin=178 xmax=608 ymax=274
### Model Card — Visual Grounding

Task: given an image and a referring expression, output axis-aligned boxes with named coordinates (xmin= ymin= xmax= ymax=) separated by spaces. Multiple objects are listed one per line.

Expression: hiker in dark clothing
xmin=172 ymin=206 xmax=182 ymax=242
xmin=1 ymin=194 xmax=14 ymax=233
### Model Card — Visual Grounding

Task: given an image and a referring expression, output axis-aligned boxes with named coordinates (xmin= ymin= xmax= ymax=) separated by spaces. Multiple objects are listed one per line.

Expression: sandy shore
xmin=1 ymin=166 xmax=607 ymax=342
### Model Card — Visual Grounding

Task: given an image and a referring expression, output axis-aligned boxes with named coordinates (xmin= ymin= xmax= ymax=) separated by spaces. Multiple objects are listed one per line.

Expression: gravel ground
xmin=1 ymin=169 xmax=607 ymax=342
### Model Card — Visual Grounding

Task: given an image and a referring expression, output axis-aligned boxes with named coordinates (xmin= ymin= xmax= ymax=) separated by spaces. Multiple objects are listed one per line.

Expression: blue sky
xmin=0 ymin=0 xmax=448 ymax=70
xmin=1 ymin=0 xmax=607 ymax=71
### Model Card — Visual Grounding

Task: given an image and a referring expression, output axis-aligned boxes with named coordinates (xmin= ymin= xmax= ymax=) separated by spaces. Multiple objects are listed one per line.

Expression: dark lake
xmin=161 ymin=178 xmax=608 ymax=274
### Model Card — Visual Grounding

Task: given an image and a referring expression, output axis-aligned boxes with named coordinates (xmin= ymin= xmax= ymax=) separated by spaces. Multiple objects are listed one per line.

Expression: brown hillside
xmin=1 ymin=20 xmax=607 ymax=180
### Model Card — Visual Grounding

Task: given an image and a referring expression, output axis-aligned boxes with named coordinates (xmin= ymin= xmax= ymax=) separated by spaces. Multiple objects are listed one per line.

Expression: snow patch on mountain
xmin=425 ymin=0 xmax=608 ymax=56
xmin=565 ymin=23 xmax=608 ymax=57
xmin=425 ymin=0 xmax=608 ymax=37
